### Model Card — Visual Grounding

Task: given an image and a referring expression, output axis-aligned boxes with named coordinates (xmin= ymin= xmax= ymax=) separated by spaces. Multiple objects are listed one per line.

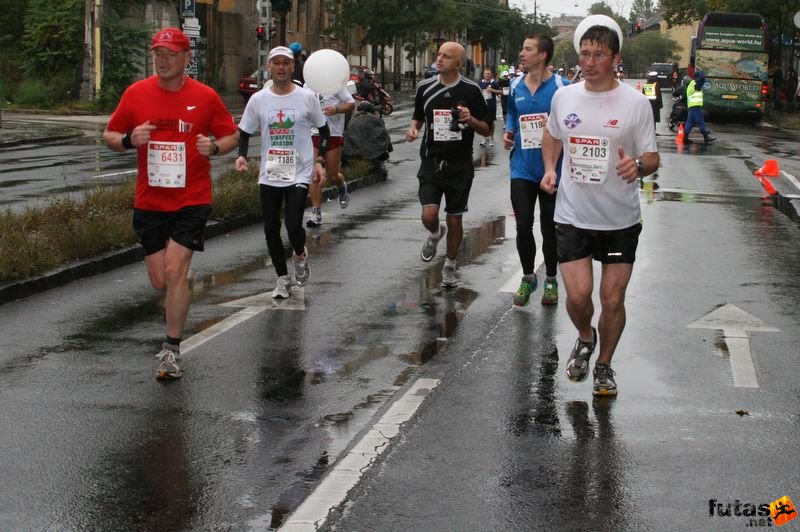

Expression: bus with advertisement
xmin=693 ymin=12 xmax=769 ymax=118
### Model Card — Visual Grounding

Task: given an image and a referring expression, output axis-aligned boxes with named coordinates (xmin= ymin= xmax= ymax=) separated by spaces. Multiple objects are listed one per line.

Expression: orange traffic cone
xmin=675 ymin=123 xmax=685 ymax=144
xmin=754 ymin=159 xmax=780 ymax=178
xmin=756 ymin=175 xmax=778 ymax=195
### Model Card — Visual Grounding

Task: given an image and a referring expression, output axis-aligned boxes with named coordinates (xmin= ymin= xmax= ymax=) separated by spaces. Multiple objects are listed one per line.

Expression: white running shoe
xmin=272 ymin=275 xmax=291 ymax=299
xmin=293 ymin=247 xmax=310 ymax=286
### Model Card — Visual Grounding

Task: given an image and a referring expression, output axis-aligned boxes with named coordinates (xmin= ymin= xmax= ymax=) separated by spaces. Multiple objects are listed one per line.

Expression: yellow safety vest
xmin=687 ymin=81 xmax=704 ymax=108
xmin=643 ymin=83 xmax=657 ymax=100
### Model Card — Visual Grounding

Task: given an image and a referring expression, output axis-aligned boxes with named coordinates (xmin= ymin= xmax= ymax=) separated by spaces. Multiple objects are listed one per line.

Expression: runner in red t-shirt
xmin=103 ymin=27 xmax=238 ymax=379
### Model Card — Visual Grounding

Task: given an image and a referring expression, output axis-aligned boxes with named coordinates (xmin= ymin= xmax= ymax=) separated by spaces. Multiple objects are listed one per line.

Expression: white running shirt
xmin=238 ymin=85 xmax=326 ymax=187
xmin=546 ymin=81 xmax=657 ymax=230
xmin=304 ymin=85 xmax=355 ymax=137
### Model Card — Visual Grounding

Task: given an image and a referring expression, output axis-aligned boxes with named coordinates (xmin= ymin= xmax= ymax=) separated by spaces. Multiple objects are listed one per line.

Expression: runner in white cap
xmin=235 ymin=45 xmax=329 ymax=299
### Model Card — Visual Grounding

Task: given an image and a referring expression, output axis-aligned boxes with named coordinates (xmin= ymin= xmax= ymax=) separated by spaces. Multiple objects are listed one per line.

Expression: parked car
xmin=423 ymin=63 xmax=437 ymax=78
xmin=350 ymin=65 xmax=369 ymax=82
xmin=238 ymin=70 xmax=263 ymax=102
xmin=649 ymin=62 xmax=679 ymax=92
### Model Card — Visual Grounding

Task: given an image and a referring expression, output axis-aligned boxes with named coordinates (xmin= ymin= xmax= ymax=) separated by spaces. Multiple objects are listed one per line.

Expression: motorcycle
xmin=668 ymin=94 xmax=687 ymax=131
xmin=354 ymin=81 xmax=393 ymax=116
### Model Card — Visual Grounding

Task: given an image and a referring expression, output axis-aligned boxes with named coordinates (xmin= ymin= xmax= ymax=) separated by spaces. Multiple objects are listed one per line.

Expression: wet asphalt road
xmin=1 ymin=88 xmax=800 ymax=530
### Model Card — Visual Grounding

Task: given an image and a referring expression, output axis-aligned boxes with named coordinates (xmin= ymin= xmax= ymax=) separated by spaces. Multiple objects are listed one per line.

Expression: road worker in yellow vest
xmin=642 ymin=71 xmax=663 ymax=129
xmin=683 ymin=70 xmax=716 ymax=143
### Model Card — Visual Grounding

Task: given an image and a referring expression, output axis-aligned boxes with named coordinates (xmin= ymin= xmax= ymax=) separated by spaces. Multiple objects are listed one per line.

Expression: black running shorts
xmin=417 ymin=156 xmax=474 ymax=215
xmin=555 ymin=222 xmax=642 ymax=264
xmin=133 ymin=205 xmax=212 ymax=256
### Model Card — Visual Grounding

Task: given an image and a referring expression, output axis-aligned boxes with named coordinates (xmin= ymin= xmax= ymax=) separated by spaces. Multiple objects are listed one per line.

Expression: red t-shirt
xmin=106 ymin=76 xmax=237 ymax=211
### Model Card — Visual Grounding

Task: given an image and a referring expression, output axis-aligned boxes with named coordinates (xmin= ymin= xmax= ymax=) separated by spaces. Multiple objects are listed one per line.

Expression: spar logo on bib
xmin=563 ymin=113 xmax=581 ymax=129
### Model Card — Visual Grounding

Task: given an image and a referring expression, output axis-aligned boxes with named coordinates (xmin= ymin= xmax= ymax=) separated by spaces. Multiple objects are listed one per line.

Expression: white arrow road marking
xmin=279 ymin=378 xmax=440 ymax=531
xmin=688 ymin=303 xmax=780 ymax=388
xmin=181 ymin=287 xmax=305 ymax=354
xmin=781 ymin=169 xmax=800 ymax=192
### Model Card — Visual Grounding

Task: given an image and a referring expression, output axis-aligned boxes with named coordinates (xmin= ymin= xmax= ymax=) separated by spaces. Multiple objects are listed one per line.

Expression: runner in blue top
xmin=503 ymin=34 xmax=569 ymax=307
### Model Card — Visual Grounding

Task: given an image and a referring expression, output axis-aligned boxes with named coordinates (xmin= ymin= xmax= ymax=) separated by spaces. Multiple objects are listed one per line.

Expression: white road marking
xmin=93 ymin=170 xmax=137 ymax=179
xmin=279 ymin=377 xmax=441 ymax=531
xmin=181 ymin=287 xmax=305 ymax=354
xmin=781 ymin=169 xmax=800 ymax=192
xmin=687 ymin=303 xmax=780 ymax=388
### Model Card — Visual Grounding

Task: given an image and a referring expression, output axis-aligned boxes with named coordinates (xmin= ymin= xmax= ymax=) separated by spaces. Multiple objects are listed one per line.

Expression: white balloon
xmin=303 ymin=49 xmax=350 ymax=96
xmin=573 ymin=14 xmax=624 ymax=54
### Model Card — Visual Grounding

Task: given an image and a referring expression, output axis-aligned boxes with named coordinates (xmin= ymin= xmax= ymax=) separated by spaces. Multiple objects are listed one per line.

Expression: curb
xmin=0 ymin=169 xmax=388 ymax=305
xmin=0 ymin=128 xmax=86 ymax=148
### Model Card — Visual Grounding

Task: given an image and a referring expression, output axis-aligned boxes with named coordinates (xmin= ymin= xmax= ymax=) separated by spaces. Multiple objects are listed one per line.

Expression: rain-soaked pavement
xmin=1 ymin=88 xmax=800 ymax=530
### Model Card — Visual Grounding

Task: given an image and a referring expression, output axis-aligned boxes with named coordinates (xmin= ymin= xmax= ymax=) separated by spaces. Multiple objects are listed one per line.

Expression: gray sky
xmin=509 ymin=0 xmax=631 ymax=19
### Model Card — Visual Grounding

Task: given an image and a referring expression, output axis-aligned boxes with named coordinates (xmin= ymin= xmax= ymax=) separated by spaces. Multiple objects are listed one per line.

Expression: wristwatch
xmin=121 ymin=132 xmax=134 ymax=150
xmin=634 ymin=158 xmax=643 ymax=176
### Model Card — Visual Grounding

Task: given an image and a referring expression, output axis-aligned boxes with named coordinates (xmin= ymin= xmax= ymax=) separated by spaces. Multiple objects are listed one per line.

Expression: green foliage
xmin=97 ymin=10 xmax=151 ymax=111
xmin=661 ymin=0 xmax=800 ymax=31
xmin=331 ymin=0 xmax=550 ymax=69
xmin=0 ymin=161 xmax=381 ymax=283
xmin=622 ymin=31 xmax=683 ymax=75
xmin=553 ymin=39 xmax=578 ymax=71
xmin=211 ymin=166 xmax=261 ymax=220
xmin=0 ymin=182 xmax=137 ymax=281
xmin=21 ymin=0 xmax=84 ymax=78
xmin=502 ymin=13 xmax=556 ymax=59
xmin=13 ymin=78 xmax=58 ymax=107
xmin=588 ymin=1 xmax=616 ymax=16
xmin=630 ymin=0 xmax=659 ymax=23
xmin=0 ymin=0 xmax=29 ymax=92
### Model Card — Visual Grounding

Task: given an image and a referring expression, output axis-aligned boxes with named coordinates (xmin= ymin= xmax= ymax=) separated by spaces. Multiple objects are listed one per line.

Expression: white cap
xmin=573 ymin=14 xmax=624 ymax=54
xmin=268 ymin=46 xmax=294 ymax=61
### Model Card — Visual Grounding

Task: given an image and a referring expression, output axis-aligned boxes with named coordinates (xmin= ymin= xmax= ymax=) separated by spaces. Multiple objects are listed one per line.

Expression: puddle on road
xmin=57 ymin=214 xmax=510 ymax=529
xmin=254 ymin=216 xmax=506 ymax=528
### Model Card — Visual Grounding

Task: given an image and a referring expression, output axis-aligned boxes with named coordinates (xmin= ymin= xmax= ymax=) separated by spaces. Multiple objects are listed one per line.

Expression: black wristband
xmin=121 ymin=132 xmax=134 ymax=150
xmin=211 ymin=141 xmax=219 ymax=156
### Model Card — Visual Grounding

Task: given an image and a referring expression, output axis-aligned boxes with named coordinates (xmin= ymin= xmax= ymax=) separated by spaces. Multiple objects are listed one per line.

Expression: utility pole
xmin=81 ymin=0 xmax=102 ymax=101
xmin=94 ymin=0 xmax=102 ymax=95
xmin=256 ymin=0 xmax=271 ymax=84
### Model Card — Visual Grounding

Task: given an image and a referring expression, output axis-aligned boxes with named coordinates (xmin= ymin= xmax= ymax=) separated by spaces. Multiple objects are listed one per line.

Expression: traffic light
xmin=256 ymin=25 xmax=265 ymax=41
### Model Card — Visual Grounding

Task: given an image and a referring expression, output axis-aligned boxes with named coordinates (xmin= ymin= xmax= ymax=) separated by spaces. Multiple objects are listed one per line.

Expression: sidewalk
xmin=0 ymin=115 xmax=89 ymax=147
